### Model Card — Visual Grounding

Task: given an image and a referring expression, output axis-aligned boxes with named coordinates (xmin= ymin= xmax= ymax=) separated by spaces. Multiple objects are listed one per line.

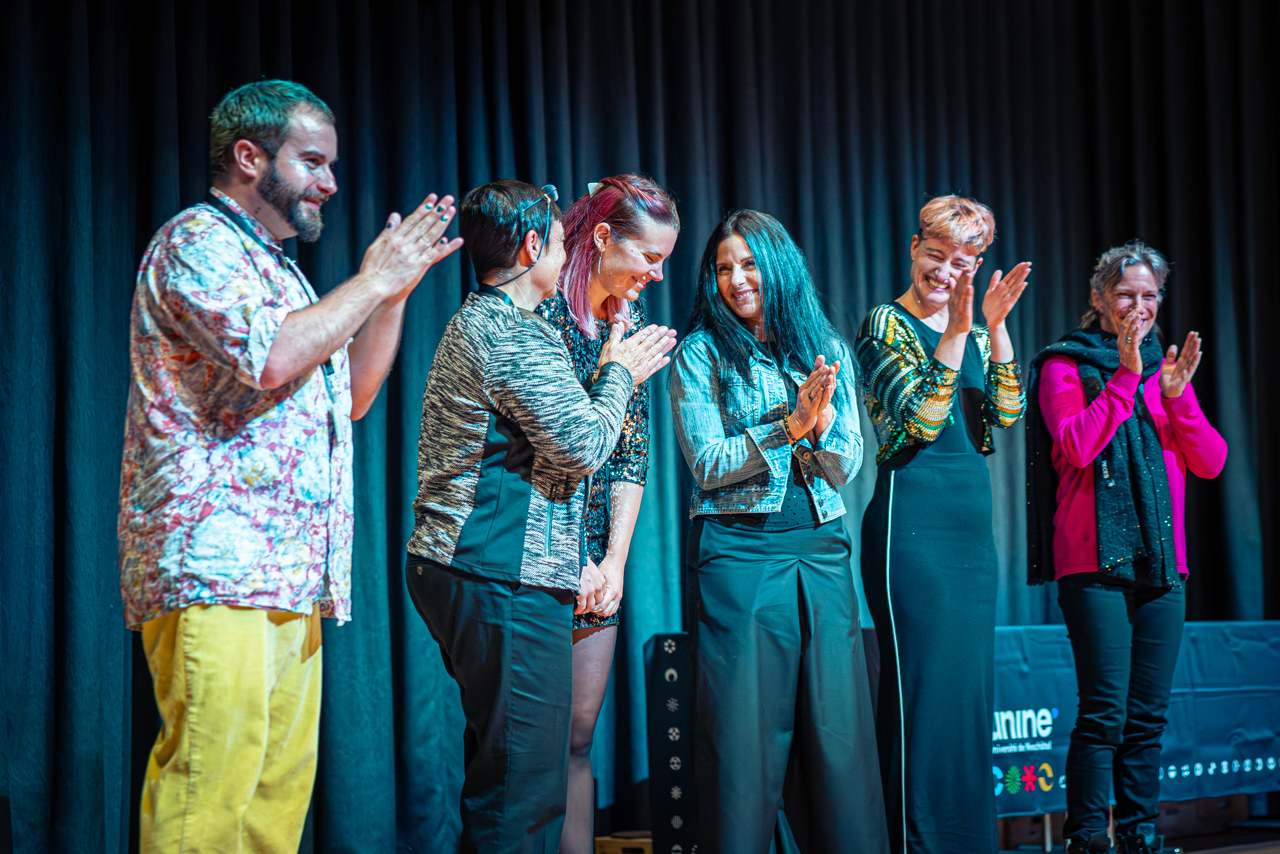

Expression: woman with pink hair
xmin=534 ymin=173 xmax=680 ymax=852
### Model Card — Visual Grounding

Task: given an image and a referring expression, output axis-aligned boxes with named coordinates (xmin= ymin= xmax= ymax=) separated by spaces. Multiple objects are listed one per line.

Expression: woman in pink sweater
xmin=1026 ymin=241 xmax=1227 ymax=854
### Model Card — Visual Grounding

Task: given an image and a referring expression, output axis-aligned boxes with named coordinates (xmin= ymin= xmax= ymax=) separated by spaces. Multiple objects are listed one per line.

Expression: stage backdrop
xmin=1 ymin=1 xmax=1276 ymax=852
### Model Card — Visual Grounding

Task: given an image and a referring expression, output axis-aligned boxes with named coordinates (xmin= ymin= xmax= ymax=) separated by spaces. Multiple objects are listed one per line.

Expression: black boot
xmin=1066 ymin=830 xmax=1116 ymax=853
xmin=1116 ymin=823 xmax=1163 ymax=854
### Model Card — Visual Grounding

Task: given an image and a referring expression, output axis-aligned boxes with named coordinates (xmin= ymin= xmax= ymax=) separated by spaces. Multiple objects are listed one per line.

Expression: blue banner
xmin=991 ymin=625 xmax=1077 ymax=816
xmin=992 ymin=621 xmax=1280 ymax=817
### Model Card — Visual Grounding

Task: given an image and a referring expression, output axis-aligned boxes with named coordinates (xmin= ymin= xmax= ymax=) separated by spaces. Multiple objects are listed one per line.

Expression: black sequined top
xmin=534 ymin=293 xmax=651 ymax=563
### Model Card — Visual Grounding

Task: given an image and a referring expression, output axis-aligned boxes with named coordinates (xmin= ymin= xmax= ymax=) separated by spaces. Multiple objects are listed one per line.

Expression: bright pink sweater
xmin=1038 ymin=356 xmax=1228 ymax=580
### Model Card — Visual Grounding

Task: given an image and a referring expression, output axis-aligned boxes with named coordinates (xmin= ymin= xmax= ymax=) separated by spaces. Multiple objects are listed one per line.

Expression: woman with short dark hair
xmin=1026 ymin=241 xmax=1227 ymax=854
xmin=406 ymin=179 xmax=676 ymax=851
xmin=671 ymin=209 xmax=887 ymax=853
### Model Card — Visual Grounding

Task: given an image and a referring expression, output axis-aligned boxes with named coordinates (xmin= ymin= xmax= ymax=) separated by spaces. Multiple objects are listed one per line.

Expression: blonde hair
xmin=918 ymin=195 xmax=996 ymax=254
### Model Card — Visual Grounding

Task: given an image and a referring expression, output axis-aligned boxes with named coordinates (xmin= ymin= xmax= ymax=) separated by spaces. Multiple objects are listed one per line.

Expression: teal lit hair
xmin=458 ymin=180 xmax=563 ymax=281
xmin=684 ymin=209 xmax=851 ymax=390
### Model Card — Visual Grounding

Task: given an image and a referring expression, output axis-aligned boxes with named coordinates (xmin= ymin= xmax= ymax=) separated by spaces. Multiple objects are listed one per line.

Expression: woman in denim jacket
xmin=670 ymin=210 xmax=888 ymax=854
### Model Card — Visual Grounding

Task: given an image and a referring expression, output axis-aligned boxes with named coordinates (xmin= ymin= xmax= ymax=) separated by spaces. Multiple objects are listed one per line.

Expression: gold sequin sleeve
xmin=970 ymin=324 xmax=1026 ymax=428
xmin=854 ymin=304 xmax=960 ymax=460
xmin=986 ymin=360 xmax=1025 ymax=427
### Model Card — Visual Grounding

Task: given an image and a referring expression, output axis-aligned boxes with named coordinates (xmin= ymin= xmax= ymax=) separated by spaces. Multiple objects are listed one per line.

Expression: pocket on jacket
xmin=543 ymin=503 xmax=554 ymax=556
xmin=721 ymin=375 xmax=756 ymax=421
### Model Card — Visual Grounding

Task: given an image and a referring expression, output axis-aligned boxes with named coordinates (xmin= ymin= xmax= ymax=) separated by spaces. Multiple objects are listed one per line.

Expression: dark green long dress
xmin=859 ymin=308 xmax=1005 ymax=854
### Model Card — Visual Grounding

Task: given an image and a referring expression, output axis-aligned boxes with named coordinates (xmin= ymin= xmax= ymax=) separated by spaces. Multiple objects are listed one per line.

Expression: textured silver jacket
xmin=408 ymin=291 xmax=633 ymax=591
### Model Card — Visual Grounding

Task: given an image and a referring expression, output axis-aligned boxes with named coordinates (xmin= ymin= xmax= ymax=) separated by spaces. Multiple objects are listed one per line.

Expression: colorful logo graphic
xmin=992 ymin=707 xmax=1057 ymax=741
xmin=995 ymin=762 xmax=1055 ymax=795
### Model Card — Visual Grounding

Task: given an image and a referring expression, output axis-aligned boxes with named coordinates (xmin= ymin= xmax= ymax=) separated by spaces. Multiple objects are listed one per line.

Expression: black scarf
xmin=1025 ymin=326 xmax=1180 ymax=589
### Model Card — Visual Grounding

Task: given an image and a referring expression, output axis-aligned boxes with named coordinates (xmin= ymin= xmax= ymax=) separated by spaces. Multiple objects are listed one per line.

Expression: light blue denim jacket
xmin=669 ymin=328 xmax=863 ymax=522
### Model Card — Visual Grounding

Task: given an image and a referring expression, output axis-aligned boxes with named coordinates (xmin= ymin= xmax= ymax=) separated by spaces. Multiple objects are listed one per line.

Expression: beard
xmin=259 ymin=162 xmax=325 ymax=243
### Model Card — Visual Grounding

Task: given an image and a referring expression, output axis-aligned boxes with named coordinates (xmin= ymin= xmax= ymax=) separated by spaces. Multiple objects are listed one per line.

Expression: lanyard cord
xmin=207 ymin=194 xmax=290 ymax=268
xmin=206 ymin=193 xmax=334 ymax=378
xmin=475 ymin=283 xmax=516 ymax=305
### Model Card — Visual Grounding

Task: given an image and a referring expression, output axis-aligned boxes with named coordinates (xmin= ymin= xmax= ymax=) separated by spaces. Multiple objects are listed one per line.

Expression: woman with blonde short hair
xmin=854 ymin=195 xmax=1031 ymax=853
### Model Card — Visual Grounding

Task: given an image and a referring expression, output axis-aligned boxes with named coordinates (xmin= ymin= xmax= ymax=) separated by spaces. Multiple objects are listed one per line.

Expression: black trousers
xmin=691 ymin=518 xmax=889 ymax=854
xmin=1058 ymin=573 xmax=1185 ymax=840
xmin=406 ymin=555 xmax=575 ymax=854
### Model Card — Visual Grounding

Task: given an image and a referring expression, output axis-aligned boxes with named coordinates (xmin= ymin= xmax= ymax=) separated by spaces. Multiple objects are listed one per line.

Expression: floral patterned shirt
xmin=117 ymin=188 xmax=354 ymax=629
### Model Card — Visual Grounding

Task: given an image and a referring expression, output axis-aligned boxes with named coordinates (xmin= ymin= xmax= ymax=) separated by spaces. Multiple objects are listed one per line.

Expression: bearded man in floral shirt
xmin=117 ymin=79 xmax=461 ymax=853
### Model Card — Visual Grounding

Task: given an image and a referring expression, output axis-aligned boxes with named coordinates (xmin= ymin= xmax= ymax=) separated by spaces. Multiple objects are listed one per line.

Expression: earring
xmin=595 ymin=250 xmax=602 ymax=277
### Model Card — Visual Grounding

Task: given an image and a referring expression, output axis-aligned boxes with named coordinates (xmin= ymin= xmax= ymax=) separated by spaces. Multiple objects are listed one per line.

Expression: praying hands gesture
xmin=787 ymin=355 xmax=840 ymax=442
xmin=1159 ymin=331 xmax=1202 ymax=399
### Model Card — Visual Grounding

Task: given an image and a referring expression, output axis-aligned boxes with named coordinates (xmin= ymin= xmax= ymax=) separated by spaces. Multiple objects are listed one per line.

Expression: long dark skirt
xmin=860 ymin=452 xmax=999 ymax=854
xmin=691 ymin=517 xmax=889 ymax=854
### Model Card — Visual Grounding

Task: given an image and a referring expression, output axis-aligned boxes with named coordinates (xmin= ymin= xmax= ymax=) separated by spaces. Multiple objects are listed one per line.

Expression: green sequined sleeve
xmin=854 ymin=304 xmax=960 ymax=458
xmin=986 ymin=361 xmax=1025 ymax=427
xmin=970 ymin=324 xmax=1026 ymax=428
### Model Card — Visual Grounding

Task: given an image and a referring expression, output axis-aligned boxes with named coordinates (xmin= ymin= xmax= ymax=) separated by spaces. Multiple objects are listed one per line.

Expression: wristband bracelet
xmin=781 ymin=415 xmax=799 ymax=445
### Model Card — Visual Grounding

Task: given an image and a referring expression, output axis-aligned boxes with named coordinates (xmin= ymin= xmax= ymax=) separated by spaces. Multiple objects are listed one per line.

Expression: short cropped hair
xmin=210 ymin=80 xmax=335 ymax=177
xmin=1080 ymin=240 xmax=1170 ymax=328
xmin=458 ymin=180 xmax=563 ymax=282
xmin=918 ymin=195 xmax=996 ymax=254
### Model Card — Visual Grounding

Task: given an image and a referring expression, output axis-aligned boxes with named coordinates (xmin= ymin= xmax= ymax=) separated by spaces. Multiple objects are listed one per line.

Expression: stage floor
xmin=998 ymin=829 xmax=1280 ymax=854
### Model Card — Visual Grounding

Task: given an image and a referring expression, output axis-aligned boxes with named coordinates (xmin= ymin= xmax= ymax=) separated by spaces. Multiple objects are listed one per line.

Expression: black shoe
xmin=1066 ymin=830 xmax=1116 ymax=853
xmin=1116 ymin=823 xmax=1163 ymax=854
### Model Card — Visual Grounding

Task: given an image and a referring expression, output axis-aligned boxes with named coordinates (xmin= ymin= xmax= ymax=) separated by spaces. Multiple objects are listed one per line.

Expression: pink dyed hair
xmin=558 ymin=174 xmax=680 ymax=338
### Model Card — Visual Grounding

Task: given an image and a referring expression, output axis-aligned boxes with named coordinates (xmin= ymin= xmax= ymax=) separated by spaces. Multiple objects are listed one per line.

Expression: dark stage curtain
xmin=2 ymin=1 xmax=1276 ymax=851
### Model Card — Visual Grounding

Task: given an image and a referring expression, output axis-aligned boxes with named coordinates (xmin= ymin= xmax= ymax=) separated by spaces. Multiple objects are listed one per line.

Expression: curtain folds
xmin=2 ymin=1 xmax=1276 ymax=852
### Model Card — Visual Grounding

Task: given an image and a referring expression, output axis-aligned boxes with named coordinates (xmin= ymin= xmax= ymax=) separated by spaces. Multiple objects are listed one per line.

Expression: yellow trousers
xmin=140 ymin=605 xmax=323 ymax=854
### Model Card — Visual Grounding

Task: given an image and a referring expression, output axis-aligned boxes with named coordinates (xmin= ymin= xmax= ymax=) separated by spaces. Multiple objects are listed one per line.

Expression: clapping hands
xmin=359 ymin=193 xmax=465 ymax=302
xmin=599 ymin=322 xmax=679 ymax=385
xmin=1159 ymin=331 xmax=1202 ymax=399
xmin=981 ymin=262 xmax=1032 ymax=328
